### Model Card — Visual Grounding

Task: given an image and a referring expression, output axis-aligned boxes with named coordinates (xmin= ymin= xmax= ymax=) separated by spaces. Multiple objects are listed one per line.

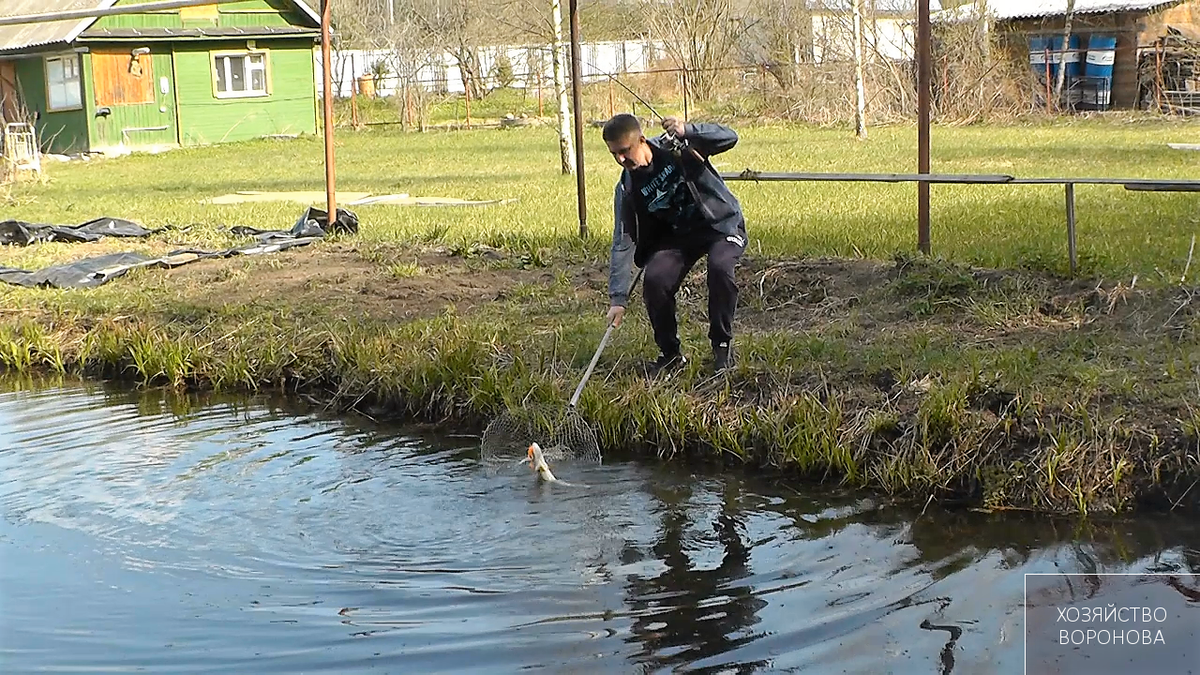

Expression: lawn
xmin=4 ymin=114 xmax=1197 ymax=280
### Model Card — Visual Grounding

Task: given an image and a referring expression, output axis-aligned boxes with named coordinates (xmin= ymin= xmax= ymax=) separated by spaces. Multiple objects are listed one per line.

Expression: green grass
xmin=6 ymin=116 xmax=1197 ymax=280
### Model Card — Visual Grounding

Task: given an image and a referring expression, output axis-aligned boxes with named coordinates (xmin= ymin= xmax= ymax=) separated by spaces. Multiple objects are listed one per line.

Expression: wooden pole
xmin=568 ymin=0 xmax=588 ymax=238
xmin=917 ymin=0 xmax=931 ymax=253
xmin=321 ymin=0 xmax=336 ymax=224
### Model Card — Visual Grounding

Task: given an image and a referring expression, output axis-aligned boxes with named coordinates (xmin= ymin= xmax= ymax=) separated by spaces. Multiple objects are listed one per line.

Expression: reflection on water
xmin=0 ymin=376 xmax=1197 ymax=674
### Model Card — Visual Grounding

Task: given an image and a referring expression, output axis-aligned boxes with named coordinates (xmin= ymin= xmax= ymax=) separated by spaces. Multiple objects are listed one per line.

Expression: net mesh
xmin=479 ymin=404 xmax=602 ymax=469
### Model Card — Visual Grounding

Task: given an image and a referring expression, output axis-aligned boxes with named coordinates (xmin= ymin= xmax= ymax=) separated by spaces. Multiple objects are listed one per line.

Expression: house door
xmin=0 ymin=61 xmax=21 ymax=123
xmin=90 ymin=49 xmax=177 ymax=151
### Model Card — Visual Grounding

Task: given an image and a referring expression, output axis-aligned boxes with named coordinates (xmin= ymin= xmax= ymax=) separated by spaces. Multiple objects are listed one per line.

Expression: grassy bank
xmin=2 ymin=119 xmax=1198 ymax=514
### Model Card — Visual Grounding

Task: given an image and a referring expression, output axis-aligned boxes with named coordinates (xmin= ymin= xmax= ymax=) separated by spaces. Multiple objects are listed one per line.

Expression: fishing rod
xmin=594 ymin=68 xmax=696 ymax=159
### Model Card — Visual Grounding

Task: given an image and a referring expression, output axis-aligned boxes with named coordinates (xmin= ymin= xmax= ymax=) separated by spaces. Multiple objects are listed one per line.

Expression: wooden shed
xmin=0 ymin=0 xmax=322 ymax=155
xmin=935 ymin=0 xmax=1200 ymax=110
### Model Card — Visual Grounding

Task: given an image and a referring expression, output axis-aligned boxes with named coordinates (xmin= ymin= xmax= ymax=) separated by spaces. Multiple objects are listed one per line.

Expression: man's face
xmin=606 ymin=132 xmax=652 ymax=171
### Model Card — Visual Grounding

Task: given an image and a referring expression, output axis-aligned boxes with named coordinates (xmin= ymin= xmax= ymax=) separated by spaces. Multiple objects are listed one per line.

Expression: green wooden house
xmin=0 ymin=0 xmax=321 ymax=155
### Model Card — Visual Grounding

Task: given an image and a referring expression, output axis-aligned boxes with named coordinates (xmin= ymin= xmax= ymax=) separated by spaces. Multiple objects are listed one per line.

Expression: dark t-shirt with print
xmin=629 ymin=143 xmax=703 ymax=238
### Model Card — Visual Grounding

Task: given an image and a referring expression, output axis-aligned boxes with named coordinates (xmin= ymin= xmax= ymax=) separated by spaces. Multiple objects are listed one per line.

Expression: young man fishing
xmin=602 ymin=113 xmax=748 ymax=375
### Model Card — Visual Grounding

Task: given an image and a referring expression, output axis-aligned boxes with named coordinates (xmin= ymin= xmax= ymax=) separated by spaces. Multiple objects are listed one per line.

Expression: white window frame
xmin=44 ymin=53 xmax=82 ymax=112
xmin=211 ymin=50 xmax=270 ymax=99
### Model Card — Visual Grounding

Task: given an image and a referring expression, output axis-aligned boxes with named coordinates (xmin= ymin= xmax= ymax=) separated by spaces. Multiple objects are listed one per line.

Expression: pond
xmin=1 ymin=378 xmax=1197 ymax=674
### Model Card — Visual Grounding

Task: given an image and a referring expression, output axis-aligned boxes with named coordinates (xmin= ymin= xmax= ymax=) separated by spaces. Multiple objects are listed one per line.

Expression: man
xmin=603 ymin=112 xmax=748 ymax=375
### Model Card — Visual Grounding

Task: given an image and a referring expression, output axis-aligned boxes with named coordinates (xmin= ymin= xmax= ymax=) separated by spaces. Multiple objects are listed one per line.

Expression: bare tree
xmin=740 ymin=0 xmax=814 ymax=91
xmin=643 ymin=0 xmax=754 ymax=102
xmin=490 ymin=0 xmax=577 ymax=174
xmin=411 ymin=0 xmax=501 ymax=102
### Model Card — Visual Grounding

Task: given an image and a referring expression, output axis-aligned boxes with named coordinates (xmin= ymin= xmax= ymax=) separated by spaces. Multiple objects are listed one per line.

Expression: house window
xmin=212 ymin=52 xmax=268 ymax=98
xmin=45 ymin=54 xmax=82 ymax=111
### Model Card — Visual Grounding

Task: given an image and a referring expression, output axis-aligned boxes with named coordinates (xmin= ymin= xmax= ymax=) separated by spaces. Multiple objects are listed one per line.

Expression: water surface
xmin=1 ymin=378 xmax=1197 ymax=673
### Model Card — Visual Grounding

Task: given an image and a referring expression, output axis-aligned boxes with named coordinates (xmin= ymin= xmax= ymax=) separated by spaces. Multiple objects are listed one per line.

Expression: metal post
xmin=917 ymin=0 xmax=931 ymax=254
xmin=321 ymin=0 xmax=336 ymax=226
xmin=1065 ymin=182 xmax=1077 ymax=275
xmin=568 ymin=0 xmax=588 ymax=238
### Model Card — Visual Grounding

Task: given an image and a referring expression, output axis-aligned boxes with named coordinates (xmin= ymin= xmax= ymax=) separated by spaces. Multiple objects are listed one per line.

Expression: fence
xmin=316 ymin=40 xmax=669 ymax=99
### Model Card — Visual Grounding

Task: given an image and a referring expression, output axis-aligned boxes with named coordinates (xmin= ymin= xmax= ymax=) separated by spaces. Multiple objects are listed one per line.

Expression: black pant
xmin=642 ymin=226 xmax=745 ymax=357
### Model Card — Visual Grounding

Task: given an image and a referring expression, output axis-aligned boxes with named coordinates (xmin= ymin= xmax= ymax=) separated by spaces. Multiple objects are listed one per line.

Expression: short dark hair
xmin=602 ymin=113 xmax=642 ymax=142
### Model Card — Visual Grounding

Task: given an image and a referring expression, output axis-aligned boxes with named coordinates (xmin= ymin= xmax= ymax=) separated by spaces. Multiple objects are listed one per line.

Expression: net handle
xmin=568 ymin=268 xmax=644 ymax=409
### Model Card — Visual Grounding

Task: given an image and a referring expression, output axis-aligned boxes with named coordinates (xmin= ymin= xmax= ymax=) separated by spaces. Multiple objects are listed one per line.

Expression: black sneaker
xmin=713 ymin=342 xmax=733 ymax=373
xmin=647 ymin=352 xmax=687 ymax=374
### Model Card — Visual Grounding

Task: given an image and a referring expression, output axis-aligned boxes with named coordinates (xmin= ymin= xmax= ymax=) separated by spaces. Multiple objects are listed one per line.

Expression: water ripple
xmin=1 ymin=380 xmax=1198 ymax=674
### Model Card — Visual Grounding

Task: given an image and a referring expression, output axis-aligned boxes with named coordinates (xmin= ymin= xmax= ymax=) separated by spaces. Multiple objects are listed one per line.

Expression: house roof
xmin=933 ymin=0 xmax=1182 ymax=22
xmin=0 ymin=0 xmax=320 ymax=53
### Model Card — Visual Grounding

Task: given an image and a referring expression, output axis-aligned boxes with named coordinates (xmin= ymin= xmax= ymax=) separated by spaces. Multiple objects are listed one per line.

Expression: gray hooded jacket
xmin=607 ymin=122 xmax=745 ymax=306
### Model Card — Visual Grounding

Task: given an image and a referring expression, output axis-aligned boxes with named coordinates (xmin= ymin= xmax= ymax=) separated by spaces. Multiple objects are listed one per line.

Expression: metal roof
xmin=0 ymin=0 xmax=320 ymax=53
xmin=933 ymin=0 xmax=1183 ymax=21
xmin=0 ymin=0 xmax=107 ymax=52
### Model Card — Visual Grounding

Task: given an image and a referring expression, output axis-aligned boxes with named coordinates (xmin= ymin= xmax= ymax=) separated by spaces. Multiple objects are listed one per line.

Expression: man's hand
xmin=662 ymin=116 xmax=686 ymax=139
xmin=606 ymin=305 xmax=626 ymax=327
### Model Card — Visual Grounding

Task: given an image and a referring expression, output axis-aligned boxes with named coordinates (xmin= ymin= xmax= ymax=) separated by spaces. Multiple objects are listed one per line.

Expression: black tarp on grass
xmin=0 ymin=207 xmax=358 ymax=289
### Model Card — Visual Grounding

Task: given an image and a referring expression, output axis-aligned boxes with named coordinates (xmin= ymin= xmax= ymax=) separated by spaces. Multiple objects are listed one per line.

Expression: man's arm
xmin=684 ymin=122 xmax=738 ymax=157
xmin=608 ymin=181 xmax=636 ymax=307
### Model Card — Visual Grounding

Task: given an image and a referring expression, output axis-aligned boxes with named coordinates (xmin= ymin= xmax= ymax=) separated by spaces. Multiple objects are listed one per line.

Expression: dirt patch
xmin=157 ymin=242 xmax=567 ymax=322
xmin=155 ymin=241 xmax=1197 ymax=350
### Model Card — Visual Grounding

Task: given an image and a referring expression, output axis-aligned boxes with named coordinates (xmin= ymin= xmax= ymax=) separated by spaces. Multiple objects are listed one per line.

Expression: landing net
xmin=479 ymin=404 xmax=602 ymax=468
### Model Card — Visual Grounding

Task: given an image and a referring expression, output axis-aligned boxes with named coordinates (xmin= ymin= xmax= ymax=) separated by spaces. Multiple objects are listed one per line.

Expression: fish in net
xmin=479 ymin=269 xmax=641 ymax=474
xmin=479 ymin=403 xmax=602 ymax=472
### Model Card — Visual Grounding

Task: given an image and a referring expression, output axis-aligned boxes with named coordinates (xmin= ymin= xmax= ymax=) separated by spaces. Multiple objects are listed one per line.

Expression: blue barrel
xmin=1084 ymin=34 xmax=1117 ymax=107
xmin=1029 ymin=35 xmax=1053 ymax=82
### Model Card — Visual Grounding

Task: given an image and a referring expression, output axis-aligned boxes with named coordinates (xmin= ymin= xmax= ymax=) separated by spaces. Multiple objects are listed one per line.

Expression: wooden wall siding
xmin=12 ymin=57 xmax=89 ymax=154
xmin=87 ymin=50 xmax=178 ymax=152
xmin=173 ymin=39 xmax=316 ymax=146
xmin=179 ymin=3 xmax=220 ymax=22
xmin=92 ymin=51 xmax=156 ymax=107
xmin=1113 ymin=13 xmax=1141 ymax=108
xmin=1139 ymin=0 xmax=1200 ymax=42
xmin=93 ymin=0 xmax=303 ymax=30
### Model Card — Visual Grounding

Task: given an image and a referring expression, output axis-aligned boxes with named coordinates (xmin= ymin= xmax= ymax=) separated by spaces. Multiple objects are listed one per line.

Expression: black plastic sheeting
xmin=0 ymin=207 xmax=359 ymax=289
xmin=0 ymin=217 xmax=161 ymax=246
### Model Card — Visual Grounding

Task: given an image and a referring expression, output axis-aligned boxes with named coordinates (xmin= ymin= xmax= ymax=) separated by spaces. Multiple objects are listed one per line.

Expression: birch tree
xmin=493 ymin=0 xmax=576 ymax=174
xmin=852 ymin=0 xmax=866 ymax=138
xmin=1053 ymin=0 xmax=1077 ymax=107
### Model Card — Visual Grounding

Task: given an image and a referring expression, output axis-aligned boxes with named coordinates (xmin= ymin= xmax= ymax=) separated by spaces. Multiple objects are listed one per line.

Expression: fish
xmin=527 ymin=442 xmax=559 ymax=482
